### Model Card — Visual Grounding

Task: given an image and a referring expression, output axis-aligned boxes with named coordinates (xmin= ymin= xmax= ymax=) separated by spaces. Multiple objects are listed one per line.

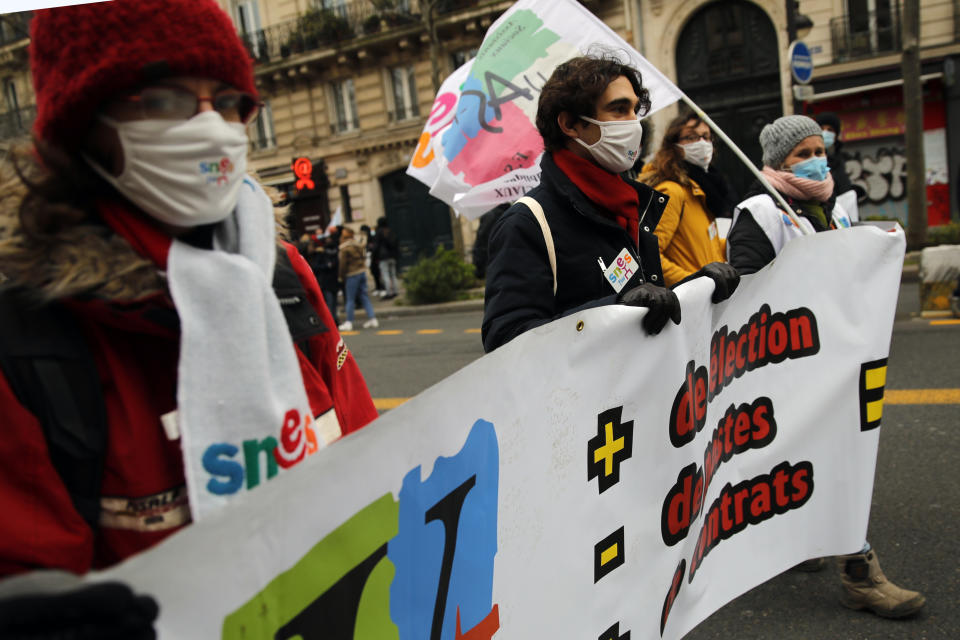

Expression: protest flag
xmin=405 ymin=0 xmax=682 ymax=219
xmin=407 ymin=0 xmax=808 ymax=231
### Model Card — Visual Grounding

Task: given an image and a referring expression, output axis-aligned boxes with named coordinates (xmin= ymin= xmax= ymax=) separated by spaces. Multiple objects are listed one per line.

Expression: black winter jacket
xmin=374 ymin=228 xmax=399 ymax=261
xmin=482 ymin=152 xmax=668 ymax=352
xmin=827 ymin=140 xmax=855 ymax=197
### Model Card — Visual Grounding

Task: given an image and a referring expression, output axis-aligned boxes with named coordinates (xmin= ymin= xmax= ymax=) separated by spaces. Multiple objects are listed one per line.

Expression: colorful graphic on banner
xmin=221 ymin=420 xmax=500 ymax=640
xmin=407 ymin=0 xmax=683 ymax=219
xmin=390 ymin=421 xmax=499 ymax=640
xmin=221 ymin=493 xmax=399 ymax=639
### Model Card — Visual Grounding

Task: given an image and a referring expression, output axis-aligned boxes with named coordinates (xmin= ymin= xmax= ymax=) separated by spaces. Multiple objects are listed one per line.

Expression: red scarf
xmin=97 ymin=197 xmax=173 ymax=269
xmin=553 ymin=149 xmax=641 ymax=244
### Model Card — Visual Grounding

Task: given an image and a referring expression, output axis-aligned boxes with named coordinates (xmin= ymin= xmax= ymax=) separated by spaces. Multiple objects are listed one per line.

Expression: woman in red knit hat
xmin=0 ymin=1 xmax=377 ymax=634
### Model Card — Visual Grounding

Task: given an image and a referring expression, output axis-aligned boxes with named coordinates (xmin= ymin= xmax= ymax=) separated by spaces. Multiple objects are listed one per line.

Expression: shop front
xmin=808 ymin=78 xmax=950 ymax=226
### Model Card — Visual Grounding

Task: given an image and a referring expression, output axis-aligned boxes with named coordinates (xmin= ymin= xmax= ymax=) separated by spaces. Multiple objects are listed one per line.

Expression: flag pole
xmin=679 ymin=95 xmax=812 ymax=235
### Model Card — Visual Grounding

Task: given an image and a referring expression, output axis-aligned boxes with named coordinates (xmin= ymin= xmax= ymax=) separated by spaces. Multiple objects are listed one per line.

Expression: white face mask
xmin=574 ymin=115 xmax=643 ymax=173
xmin=677 ymin=139 xmax=713 ymax=170
xmin=86 ymin=111 xmax=249 ymax=227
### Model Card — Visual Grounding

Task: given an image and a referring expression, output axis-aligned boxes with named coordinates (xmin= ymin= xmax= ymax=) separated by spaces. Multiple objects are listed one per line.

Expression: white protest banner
xmin=97 ymin=226 xmax=904 ymax=640
xmin=406 ymin=0 xmax=683 ymax=219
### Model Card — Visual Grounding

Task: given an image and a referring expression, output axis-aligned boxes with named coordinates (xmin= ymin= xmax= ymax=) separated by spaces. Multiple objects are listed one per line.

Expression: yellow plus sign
xmin=593 ymin=421 xmax=624 ymax=477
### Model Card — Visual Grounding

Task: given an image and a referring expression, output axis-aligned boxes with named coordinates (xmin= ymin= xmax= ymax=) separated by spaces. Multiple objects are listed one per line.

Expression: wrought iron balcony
xmin=830 ymin=10 xmax=901 ymax=63
xmin=240 ymin=4 xmax=413 ymax=64
xmin=0 ymin=105 xmax=36 ymax=142
xmin=238 ymin=0 xmax=477 ymax=65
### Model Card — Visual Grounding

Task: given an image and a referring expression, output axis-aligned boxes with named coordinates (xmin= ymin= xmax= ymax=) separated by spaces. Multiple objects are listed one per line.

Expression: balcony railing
xmin=240 ymin=3 xmax=415 ymax=64
xmin=830 ymin=10 xmax=902 ymax=63
xmin=0 ymin=105 xmax=36 ymax=142
xmin=239 ymin=0 xmax=477 ymax=64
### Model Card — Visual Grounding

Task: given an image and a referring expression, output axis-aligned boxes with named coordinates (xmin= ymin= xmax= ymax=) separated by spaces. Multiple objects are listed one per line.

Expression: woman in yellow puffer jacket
xmin=638 ymin=112 xmax=737 ymax=286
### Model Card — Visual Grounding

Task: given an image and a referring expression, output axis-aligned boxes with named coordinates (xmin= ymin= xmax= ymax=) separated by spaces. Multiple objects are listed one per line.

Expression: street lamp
xmin=786 ymin=1 xmax=814 ymax=42
xmin=795 ymin=12 xmax=814 ymax=39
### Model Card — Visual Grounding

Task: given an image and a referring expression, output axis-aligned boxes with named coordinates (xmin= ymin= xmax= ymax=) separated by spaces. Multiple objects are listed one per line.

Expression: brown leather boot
xmin=792 ymin=557 xmax=826 ymax=572
xmin=837 ymin=549 xmax=926 ymax=618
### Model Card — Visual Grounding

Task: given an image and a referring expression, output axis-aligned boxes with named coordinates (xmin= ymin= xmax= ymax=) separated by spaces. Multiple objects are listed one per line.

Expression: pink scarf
xmin=761 ymin=166 xmax=835 ymax=203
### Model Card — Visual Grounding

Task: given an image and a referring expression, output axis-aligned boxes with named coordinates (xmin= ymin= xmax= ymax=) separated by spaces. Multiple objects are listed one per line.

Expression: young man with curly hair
xmin=482 ymin=55 xmax=739 ymax=352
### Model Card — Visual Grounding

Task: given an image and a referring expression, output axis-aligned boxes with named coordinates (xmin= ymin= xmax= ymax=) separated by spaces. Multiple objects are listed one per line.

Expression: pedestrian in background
xmin=639 ymin=111 xmax=736 ymax=286
xmin=339 ymin=227 xmax=378 ymax=330
xmin=375 ymin=216 xmax=400 ymax=299
xmin=311 ymin=229 xmax=341 ymax=324
xmin=360 ymin=223 xmax=384 ymax=296
xmin=0 ymin=0 xmax=377 ymax=635
xmin=296 ymin=232 xmax=313 ymax=258
xmin=814 ymin=112 xmax=857 ymax=199
xmin=727 ymin=115 xmax=925 ymax=618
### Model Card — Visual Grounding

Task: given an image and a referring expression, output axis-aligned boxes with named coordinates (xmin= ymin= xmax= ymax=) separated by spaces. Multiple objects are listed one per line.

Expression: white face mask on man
xmin=574 ymin=115 xmax=644 ymax=173
xmin=677 ymin=139 xmax=713 ymax=170
xmin=85 ymin=110 xmax=249 ymax=227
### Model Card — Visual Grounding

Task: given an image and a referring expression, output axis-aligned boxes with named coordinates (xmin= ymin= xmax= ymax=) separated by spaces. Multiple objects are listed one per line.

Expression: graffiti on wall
xmin=844 ymin=147 xmax=906 ymax=203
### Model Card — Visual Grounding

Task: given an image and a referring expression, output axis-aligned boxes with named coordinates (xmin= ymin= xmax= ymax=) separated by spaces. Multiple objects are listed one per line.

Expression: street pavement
xmin=344 ymin=273 xmax=959 ymax=639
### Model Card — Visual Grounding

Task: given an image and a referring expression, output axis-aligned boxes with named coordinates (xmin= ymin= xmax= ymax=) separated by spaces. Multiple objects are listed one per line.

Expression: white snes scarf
xmin=168 ymin=177 xmax=320 ymax=520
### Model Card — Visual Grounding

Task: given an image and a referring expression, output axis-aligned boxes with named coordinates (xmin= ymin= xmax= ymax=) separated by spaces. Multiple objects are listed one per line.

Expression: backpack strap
xmin=273 ymin=248 xmax=329 ymax=359
xmin=0 ymin=290 xmax=106 ymax=533
xmin=517 ymin=196 xmax=557 ymax=296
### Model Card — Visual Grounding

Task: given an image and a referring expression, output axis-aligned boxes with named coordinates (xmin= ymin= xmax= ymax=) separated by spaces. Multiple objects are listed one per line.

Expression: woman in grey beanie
xmin=725 ymin=115 xmax=926 ymax=619
xmin=726 ymin=115 xmax=852 ymax=274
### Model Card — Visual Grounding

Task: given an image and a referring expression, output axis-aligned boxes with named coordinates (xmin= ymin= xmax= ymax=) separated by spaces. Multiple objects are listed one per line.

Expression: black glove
xmin=696 ymin=262 xmax=740 ymax=303
xmin=619 ymin=282 xmax=682 ymax=335
xmin=0 ymin=578 xmax=158 ymax=640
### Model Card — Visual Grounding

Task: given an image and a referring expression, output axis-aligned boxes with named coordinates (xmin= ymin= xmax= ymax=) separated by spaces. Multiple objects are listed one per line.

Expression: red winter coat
xmin=0 ymin=202 xmax=378 ymax=577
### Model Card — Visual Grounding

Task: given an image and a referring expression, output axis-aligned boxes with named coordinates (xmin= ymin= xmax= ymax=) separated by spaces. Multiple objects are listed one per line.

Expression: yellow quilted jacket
xmin=649 ymin=179 xmax=726 ymax=286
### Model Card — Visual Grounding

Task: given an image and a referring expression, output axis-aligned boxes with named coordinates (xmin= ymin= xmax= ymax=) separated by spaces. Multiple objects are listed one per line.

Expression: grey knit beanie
xmin=759 ymin=115 xmax=823 ymax=168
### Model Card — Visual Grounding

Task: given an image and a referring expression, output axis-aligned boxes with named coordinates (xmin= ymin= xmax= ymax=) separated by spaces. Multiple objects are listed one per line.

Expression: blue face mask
xmin=821 ymin=130 xmax=836 ymax=150
xmin=790 ymin=156 xmax=830 ymax=182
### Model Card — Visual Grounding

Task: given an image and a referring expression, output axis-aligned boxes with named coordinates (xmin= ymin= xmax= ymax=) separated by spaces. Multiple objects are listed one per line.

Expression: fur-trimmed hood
xmin=0 ymin=175 xmax=164 ymax=302
xmin=0 ymin=174 xmax=290 ymax=303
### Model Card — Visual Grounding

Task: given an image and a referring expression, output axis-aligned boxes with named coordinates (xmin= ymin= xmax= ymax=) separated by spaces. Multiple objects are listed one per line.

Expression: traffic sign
xmin=788 ymin=41 xmax=814 ymax=85
xmin=793 ymin=84 xmax=814 ymax=101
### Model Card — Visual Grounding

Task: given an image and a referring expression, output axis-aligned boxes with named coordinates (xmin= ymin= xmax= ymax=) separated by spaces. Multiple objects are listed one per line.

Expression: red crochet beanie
xmin=30 ymin=0 xmax=257 ymax=149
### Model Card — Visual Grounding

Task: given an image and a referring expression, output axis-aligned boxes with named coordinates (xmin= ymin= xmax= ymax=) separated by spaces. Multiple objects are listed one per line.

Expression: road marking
xmin=465 ymin=328 xmax=482 ymax=334
xmin=374 ymin=398 xmax=408 ymax=410
xmin=340 ymin=331 xmax=359 ymax=336
xmin=377 ymin=330 xmax=404 ymax=336
xmin=417 ymin=329 xmax=443 ymax=335
xmin=885 ymin=389 xmax=960 ymax=405
xmin=930 ymin=319 xmax=960 ymax=326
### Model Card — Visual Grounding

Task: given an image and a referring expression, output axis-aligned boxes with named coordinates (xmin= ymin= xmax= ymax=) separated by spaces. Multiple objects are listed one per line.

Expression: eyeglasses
xmin=679 ymin=133 xmax=712 ymax=143
xmin=117 ymin=86 xmax=261 ymax=124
